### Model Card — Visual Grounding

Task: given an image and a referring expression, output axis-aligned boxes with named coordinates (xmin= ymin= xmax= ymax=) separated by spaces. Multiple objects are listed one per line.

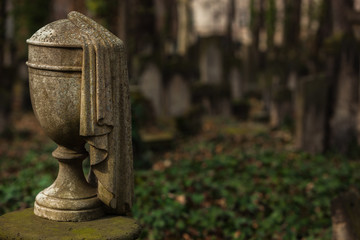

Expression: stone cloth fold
xmin=68 ymin=11 xmax=134 ymax=215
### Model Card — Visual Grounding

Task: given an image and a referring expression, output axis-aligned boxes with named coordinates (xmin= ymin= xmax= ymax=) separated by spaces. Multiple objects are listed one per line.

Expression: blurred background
xmin=1 ymin=0 xmax=360 ymax=239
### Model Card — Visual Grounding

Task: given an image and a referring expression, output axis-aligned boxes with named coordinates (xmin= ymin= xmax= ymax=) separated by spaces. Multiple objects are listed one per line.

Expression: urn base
xmin=34 ymin=197 xmax=104 ymax=222
xmin=33 ymin=145 xmax=105 ymax=222
xmin=34 ymin=190 xmax=104 ymax=222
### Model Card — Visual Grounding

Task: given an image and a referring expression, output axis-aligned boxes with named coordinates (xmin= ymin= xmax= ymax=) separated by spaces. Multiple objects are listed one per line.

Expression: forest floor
xmin=1 ymin=113 xmax=360 ymax=239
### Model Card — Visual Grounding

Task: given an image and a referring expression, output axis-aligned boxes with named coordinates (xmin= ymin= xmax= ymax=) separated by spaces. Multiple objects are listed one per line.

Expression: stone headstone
xmin=139 ymin=63 xmax=164 ymax=116
xmin=166 ymin=75 xmax=191 ymax=117
xmin=295 ymin=75 xmax=328 ymax=154
xmin=229 ymin=67 xmax=243 ymax=101
xmin=200 ymin=41 xmax=223 ymax=85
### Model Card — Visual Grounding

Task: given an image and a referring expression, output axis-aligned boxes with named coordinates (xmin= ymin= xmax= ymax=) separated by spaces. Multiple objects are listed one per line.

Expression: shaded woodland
xmin=2 ymin=0 xmax=360 ymax=239
xmin=1 ymin=0 xmax=360 ymax=156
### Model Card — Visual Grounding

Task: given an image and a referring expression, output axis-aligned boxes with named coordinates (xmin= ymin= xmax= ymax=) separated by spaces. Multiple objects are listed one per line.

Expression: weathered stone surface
xmin=0 ymin=208 xmax=141 ymax=240
xmin=26 ymin=11 xmax=134 ymax=221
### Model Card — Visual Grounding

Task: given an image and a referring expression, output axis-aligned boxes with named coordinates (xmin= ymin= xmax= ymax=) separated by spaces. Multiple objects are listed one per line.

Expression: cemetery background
xmin=1 ymin=0 xmax=360 ymax=239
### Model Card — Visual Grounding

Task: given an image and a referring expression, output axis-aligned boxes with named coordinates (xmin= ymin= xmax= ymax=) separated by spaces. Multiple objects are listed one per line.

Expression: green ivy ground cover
xmin=1 ymin=118 xmax=360 ymax=239
xmin=132 ymin=120 xmax=360 ymax=239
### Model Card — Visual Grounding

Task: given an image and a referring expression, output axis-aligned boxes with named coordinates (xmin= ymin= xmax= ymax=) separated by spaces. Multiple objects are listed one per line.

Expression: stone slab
xmin=0 ymin=208 xmax=141 ymax=240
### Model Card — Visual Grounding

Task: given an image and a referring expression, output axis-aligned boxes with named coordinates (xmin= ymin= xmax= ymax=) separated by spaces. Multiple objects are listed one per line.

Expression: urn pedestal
xmin=33 ymin=147 xmax=104 ymax=221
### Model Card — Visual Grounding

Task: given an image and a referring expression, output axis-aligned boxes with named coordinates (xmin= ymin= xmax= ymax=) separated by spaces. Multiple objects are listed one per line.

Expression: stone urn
xmin=26 ymin=12 xmax=134 ymax=222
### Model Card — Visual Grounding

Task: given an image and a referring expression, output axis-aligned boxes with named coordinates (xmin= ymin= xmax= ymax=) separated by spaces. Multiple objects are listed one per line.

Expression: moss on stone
xmin=0 ymin=208 xmax=141 ymax=240
xmin=70 ymin=228 xmax=102 ymax=239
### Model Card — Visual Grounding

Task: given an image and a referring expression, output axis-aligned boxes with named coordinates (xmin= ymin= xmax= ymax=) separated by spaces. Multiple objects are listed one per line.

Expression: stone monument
xmin=0 ymin=11 xmax=141 ymax=240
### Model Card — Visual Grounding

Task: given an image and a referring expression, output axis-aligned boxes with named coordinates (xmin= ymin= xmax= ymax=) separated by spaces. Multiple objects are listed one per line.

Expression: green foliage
xmin=0 ymin=145 xmax=57 ymax=214
xmin=132 ymin=128 xmax=360 ymax=239
xmin=1 ymin=119 xmax=359 ymax=239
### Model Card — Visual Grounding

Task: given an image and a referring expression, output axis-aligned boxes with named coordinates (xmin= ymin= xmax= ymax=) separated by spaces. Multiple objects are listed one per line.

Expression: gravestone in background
xmin=295 ymin=75 xmax=328 ymax=154
xmin=139 ymin=63 xmax=164 ymax=116
xmin=166 ymin=74 xmax=191 ymax=117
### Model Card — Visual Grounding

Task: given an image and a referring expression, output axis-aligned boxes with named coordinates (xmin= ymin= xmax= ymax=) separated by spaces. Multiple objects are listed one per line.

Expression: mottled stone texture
xmin=0 ymin=208 xmax=141 ymax=240
xmin=26 ymin=11 xmax=134 ymax=222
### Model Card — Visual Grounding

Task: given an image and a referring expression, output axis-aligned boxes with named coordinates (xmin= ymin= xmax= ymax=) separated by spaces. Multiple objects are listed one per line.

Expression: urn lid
xmin=27 ymin=19 xmax=83 ymax=48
